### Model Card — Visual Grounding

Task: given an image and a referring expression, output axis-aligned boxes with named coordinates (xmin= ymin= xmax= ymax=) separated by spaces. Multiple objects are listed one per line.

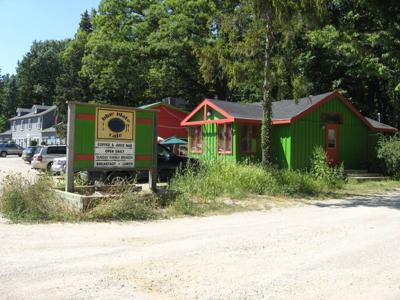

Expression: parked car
xmin=21 ymin=146 xmax=41 ymax=163
xmin=50 ymin=157 xmax=66 ymax=175
xmin=31 ymin=145 xmax=67 ymax=171
xmin=0 ymin=143 xmax=23 ymax=157
xmin=80 ymin=144 xmax=196 ymax=184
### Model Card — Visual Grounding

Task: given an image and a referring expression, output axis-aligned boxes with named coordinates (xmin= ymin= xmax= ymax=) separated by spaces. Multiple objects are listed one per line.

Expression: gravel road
xmin=1 ymin=188 xmax=400 ymax=299
xmin=0 ymin=156 xmax=37 ymax=182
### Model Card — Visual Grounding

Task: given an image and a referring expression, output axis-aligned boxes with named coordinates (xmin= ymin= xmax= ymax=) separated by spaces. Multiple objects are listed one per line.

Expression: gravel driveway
xmin=1 ymin=189 xmax=400 ymax=299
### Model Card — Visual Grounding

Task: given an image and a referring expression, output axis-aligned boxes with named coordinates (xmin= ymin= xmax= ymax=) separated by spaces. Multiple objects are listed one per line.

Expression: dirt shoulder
xmin=1 ymin=190 xmax=400 ymax=299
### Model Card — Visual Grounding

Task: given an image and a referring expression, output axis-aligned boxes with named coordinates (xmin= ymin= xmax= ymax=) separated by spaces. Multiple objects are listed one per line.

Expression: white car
xmin=31 ymin=145 xmax=67 ymax=171
xmin=50 ymin=157 xmax=66 ymax=175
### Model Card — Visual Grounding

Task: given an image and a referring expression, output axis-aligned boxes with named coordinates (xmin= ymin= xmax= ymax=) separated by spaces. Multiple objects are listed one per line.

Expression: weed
xmin=0 ymin=174 xmax=77 ymax=222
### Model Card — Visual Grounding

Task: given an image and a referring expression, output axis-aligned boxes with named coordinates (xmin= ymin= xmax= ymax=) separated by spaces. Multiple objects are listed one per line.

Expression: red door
xmin=325 ymin=124 xmax=339 ymax=166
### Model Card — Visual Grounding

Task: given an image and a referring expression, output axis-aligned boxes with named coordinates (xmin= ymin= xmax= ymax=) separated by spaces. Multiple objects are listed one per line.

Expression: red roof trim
xmin=272 ymin=119 xmax=291 ymax=125
xmin=181 ymin=99 xmax=234 ymax=126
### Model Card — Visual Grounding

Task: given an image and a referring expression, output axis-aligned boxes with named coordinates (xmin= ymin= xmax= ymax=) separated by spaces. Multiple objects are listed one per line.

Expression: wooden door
xmin=325 ymin=124 xmax=339 ymax=166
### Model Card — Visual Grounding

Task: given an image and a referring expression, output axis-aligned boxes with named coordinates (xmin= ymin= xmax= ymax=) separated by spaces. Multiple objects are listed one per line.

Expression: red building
xmin=139 ymin=102 xmax=188 ymax=139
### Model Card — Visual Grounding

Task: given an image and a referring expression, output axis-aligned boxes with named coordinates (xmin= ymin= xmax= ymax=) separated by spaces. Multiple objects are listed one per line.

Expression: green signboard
xmin=66 ymin=102 xmax=157 ymax=192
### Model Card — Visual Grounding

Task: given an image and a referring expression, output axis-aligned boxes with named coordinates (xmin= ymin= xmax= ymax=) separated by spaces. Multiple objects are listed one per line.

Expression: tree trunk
xmin=261 ymin=19 xmax=273 ymax=167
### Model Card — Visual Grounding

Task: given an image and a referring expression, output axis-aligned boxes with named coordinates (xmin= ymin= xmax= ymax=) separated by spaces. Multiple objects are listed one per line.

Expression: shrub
xmin=310 ymin=146 xmax=345 ymax=188
xmin=170 ymin=158 xmax=330 ymax=204
xmin=377 ymin=134 xmax=400 ymax=178
xmin=0 ymin=174 xmax=77 ymax=222
xmin=170 ymin=159 xmax=278 ymax=201
xmin=85 ymin=186 xmax=159 ymax=221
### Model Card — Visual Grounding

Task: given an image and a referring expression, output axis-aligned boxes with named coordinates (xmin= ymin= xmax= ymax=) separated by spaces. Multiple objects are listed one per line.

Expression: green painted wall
xmin=291 ymin=96 xmax=369 ymax=170
xmin=271 ymin=124 xmax=291 ymax=169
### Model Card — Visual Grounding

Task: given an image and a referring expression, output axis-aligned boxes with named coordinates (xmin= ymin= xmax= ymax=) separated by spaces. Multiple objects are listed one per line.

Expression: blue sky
xmin=0 ymin=0 xmax=100 ymax=75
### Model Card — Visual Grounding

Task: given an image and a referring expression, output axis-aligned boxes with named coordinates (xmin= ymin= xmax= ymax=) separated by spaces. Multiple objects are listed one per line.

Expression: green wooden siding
xmin=188 ymin=123 xmax=237 ymax=162
xmin=185 ymin=96 xmax=385 ymax=170
xmin=271 ymin=124 xmax=291 ymax=169
xmin=291 ymin=96 xmax=369 ymax=170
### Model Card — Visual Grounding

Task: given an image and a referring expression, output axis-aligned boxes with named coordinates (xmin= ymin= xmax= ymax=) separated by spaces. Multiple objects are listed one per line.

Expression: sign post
xmin=66 ymin=103 xmax=76 ymax=192
xmin=65 ymin=102 xmax=157 ymax=193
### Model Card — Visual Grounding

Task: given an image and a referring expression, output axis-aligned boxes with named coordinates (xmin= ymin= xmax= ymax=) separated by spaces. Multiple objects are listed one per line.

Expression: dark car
xmin=0 ymin=143 xmax=23 ymax=157
xmin=21 ymin=146 xmax=41 ymax=163
xmin=81 ymin=144 xmax=196 ymax=184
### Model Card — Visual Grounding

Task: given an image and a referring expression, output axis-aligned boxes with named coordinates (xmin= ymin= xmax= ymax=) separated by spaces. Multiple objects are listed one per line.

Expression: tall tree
xmin=253 ymin=0 xmax=324 ymax=166
xmin=55 ymin=10 xmax=94 ymax=134
xmin=16 ymin=40 xmax=67 ymax=107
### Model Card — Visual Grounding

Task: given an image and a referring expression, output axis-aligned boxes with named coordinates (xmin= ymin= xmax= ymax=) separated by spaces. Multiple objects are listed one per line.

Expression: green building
xmin=181 ymin=91 xmax=397 ymax=170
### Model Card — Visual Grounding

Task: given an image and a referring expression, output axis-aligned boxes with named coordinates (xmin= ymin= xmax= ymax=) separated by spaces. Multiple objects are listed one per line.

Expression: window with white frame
xmin=21 ymin=120 xmax=24 ymax=131
xmin=37 ymin=117 xmax=41 ymax=129
xmin=28 ymin=118 xmax=32 ymax=130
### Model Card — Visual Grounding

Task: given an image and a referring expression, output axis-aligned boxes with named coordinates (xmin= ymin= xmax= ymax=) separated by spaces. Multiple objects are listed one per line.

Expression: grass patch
xmin=2 ymin=160 xmax=398 ymax=223
xmin=342 ymin=179 xmax=400 ymax=194
xmin=0 ymin=174 xmax=78 ymax=223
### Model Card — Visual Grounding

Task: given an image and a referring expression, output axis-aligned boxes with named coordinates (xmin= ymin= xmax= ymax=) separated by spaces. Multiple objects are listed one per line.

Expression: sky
xmin=0 ymin=0 xmax=100 ymax=75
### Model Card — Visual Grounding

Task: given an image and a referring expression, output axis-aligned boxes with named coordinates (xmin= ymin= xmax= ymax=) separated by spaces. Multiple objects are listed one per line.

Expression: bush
xmin=377 ymin=134 xmax=400 ymax=178
xmin=310 ymin=146 xmax=345 ymax=188
xmin=170 ymin=159 xmax=278 ymax=200
xmin=84 ymin=186 xmax=159 ymax=221
xmin=0 ymin=174 xmax=77 ymax=222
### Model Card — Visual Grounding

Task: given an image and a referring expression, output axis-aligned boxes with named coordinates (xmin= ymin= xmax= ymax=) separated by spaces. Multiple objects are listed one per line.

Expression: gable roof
xmin=181 ymin=91 xmax=397 ymax=133
xmin=9 ymin=106 xmax=56 ymax=121
xmin=139 ymin=102 xmax=188 ymax=114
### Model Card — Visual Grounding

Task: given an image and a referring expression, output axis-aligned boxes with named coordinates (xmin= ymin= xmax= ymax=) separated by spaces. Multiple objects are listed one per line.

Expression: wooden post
xmin=149 ymin=111 xmax=158 ymax=192
xmin=66 ymin=103 xmax=76 ymax=193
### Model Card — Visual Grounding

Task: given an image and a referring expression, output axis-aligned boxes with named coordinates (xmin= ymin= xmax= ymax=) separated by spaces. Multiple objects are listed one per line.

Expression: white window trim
xmin=21 ymin=120 xmax=24 ymax=131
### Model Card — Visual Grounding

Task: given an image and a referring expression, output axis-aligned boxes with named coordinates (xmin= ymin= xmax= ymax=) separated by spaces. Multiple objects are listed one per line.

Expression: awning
xmin=160 ymin=136 xmax=187 ymax=145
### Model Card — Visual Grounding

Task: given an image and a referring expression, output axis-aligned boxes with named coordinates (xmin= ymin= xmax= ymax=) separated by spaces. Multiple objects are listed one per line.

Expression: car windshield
xmin=158 ymin=145 xmax=172 ymax=157
xmin=26 ymin=147 xmax=36 ymax=154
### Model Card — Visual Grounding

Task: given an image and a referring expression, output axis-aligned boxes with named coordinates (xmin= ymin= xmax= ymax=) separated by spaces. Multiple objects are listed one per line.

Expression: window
xmin=217 ymin=123 xmax=233 ymax=154
xmin=28 ymin=119 xmax=32 ymax=130
xmin=37 ymin=117 xmax=41 ymax=129
xmin=240 ymin=125 xmax=258 ymax=153
xmin=321 ymin=113 xmax=343 ymax=124
xmin=190 ymin=126 xmax=203 ymax=153
xmin=20 ymin=120 xmax=24 ymax=131
xmin=327 ymin=129 xmax=336 ymax=149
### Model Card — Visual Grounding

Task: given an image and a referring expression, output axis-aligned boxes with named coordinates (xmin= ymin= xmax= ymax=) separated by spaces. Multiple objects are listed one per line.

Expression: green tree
xmin=301 ymin=0 xmax=400 ymax=128
xmin=253 ymin=0 xmax=324 ymax=166
xmin=16 ymin=40 xmax=67 ymax=107
xmin=55 ymin=10 xmax=94 ymax=136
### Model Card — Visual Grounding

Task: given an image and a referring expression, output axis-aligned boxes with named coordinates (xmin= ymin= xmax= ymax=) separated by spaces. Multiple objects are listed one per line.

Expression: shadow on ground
xmin=314 ymin=192 xmax=400 ymax=210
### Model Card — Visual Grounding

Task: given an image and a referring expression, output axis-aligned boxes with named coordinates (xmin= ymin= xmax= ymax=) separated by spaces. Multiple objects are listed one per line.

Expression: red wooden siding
xmin=151 ymin=104 xmax=188 ymax=139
